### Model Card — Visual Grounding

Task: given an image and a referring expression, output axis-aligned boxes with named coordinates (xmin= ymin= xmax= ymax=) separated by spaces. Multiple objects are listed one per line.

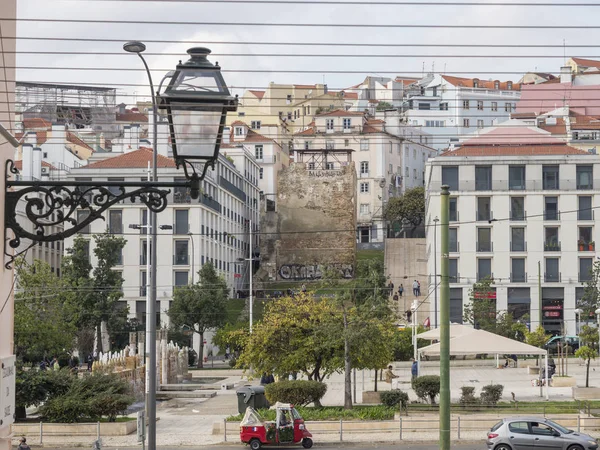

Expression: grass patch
xmin=227 ymin=405 xmax=396 ymax=422
xmin=357 ymin=250 xmax=384 ymax=262
xmin=407 ymin=400 xmax=600 ymax=415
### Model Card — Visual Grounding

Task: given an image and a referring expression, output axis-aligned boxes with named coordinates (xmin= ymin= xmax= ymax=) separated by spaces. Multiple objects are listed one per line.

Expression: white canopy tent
xmin=417 ymin=329 xmax=550 ymax=399
xmin=416 ymin=323 xmax=475 ymax=341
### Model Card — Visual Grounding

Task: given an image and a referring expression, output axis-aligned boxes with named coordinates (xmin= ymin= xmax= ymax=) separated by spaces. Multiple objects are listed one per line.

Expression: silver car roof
xmin=502 ymin=417 xmax=552 ymax=422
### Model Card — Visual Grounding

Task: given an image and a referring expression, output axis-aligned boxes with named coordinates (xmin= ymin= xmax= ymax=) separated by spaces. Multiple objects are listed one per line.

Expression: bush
xmin=459 ymin=386 xmax=478 ymax=406
xmin=380 ymin=389 xmax=409 ymax=411
xmin=265 ymin=380 xmax=327 ymax=407
xmin=16 ymin=368 xmax=75 ymax=419
xmin=412 ymin=375 xmax=440 ymax=405
xmin=227 ymin=405 xmax=396 ymax=421
xmin=480 ymin=384 xmax=504 ymax=406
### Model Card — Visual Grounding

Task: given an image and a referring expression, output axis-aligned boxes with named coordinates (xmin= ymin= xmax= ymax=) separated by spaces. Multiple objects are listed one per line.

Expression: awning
xmin=416 ymin=323 xmax=475 ymax=341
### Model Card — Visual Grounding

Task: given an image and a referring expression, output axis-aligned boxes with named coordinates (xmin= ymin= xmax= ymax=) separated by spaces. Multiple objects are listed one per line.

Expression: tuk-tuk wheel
xmin=250 ymin=439 xmax=262 ymax=450
xmin=302 ymin=438 xmax=313 ymax=449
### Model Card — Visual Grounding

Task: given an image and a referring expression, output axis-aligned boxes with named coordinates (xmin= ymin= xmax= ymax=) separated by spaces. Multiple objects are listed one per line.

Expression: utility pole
xmin=439 ymin=185 xmax=450 ymax=450
xmin=249 ymin=220 xmax=253 ymax=333
xmin=538 ymin=261 xmax=542 ymax=326
xmin=433 ymin=216 xmax=439 ymax=329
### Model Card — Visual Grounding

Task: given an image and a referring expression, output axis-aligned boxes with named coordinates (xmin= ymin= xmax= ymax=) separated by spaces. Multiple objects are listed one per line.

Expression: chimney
xmin=560 ymin=66 xmax=573 ymax=84
xmin=32 ymin=147 xmax=42 ymax=180
xmin=22 ymin=144 xmax=33 ymax=180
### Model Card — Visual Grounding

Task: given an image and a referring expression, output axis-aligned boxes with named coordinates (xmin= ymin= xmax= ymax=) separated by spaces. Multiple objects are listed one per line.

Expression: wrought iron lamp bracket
xmin=4 ymin=159 xmax=196 ymax=269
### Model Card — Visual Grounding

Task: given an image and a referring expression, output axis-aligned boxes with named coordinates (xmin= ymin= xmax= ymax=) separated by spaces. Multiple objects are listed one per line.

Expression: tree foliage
xmin=376 ymin=101 xmax=394 ymax=111
xmin=384 ymin=187 xmax=425 ymax=237
xmin=15 ymin=368 xmax=74 ymax=418
xmin=392 ymin=325 xmax=428 ymax=361
xmin=525 ymin=326 xmax=551 ymax=348
xmin=169 ymin=262 xmax=229 ymax=367
xmin=14 ymin=259 xmax=77 ymax=362
xmin=575 ymin=345 xmax=597 ymax=388
xmin=580 ymin=258 xmax=600 ymax=318
xmin=580 ymin=325 xmax=599 ymax=348
xmin=412 ymin=375 xmax=441 ymax=404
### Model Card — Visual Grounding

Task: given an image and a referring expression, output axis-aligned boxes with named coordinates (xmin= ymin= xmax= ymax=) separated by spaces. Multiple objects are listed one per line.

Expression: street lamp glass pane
xmin=172 ymin=70 xmax=226 ymax=94
xmin=171 ymin=106 xmax=221 ymax=159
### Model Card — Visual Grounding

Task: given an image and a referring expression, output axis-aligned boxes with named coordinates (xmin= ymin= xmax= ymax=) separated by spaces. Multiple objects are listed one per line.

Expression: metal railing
xmin=544 ymin=272 xmax=562 ymax=282
xmin=510 ymin=272 xmax=527 ymax=283
xmin=510 ymin=241 xmax=527 ymax=252
xmin=476 ymin=241 xmax=493 ymax=252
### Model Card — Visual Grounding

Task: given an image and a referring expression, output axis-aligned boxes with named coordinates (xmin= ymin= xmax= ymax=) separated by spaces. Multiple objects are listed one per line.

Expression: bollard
xmin=399 ymin=417 xmax=403 ymax=440
xmin=578 ymin=415 xmax=581 ymax=433
xmin=224 ymin=419 xmax=227 ymax=442
xmin=97 ymin=421 xmax=100 ymax=440
xmin=40 ymin=421 xmax=43 ymax=445
xmin=457 ymin=416 xmax=461 ymax=440
xmin=340 ymin=419 xmax=343 ymax=442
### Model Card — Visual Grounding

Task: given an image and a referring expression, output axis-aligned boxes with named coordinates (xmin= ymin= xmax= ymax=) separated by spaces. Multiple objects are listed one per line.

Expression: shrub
xmin=480 ymin=384 xmax=504 ymax=406
xmin=265 ymin=380 xmax=327 ymax=407
xmin=380 ymin=389 xmax=409 ymax=411
xmin=16 ymin=368 xmax=75 ymax=419
xmin=459 ymin=386 xmax=478 ymax=406
xmin=412 ymin=375 xmax=440 ymax=405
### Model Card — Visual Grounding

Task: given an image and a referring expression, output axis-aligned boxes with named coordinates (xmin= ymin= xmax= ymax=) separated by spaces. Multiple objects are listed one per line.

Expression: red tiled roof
xmin=230 ymin=120 xmax=248 ymax=127
xmin=342 ymin=92 xmax=359 ymax=100
xmin=67 ymin=132 xmax=94 ymax=152
xmin=13 ymin=160 xmax=56 ymax=170
xmin=571 ymin=115 xmax=600 ymax=130
xmin=571 ymin=57 xmax=600 ymax=70
xmin=15 ymin=131 xmax=48 ymax=145
xmin=84 ymin=148 xmax=176 ymax=169
xmin=116 ymin=112 xmax=148 ymax=123
xmin=462 ymin=124 xmax=564 ymax=146
xmin=243 ymin=129 xmax=274 ymax=143
xmin=316 ymin=109 xmax=365 ymax=117
xmin=248 ymin=90 xmax=265 ymax=100
xmin=511 ymin=112 xmax=537 ymax=119
xmin=441 ymin=145 xmax=589 ymax=157
xmin=294 ymin=127 xmax=316 ymax=136
xmin=23 ymin=118 xmax=51 ymax=129
xmin=395 ymin=77 xmax=418 ymax=86
xmin=442 ymin=75 xmax=521 ymax=91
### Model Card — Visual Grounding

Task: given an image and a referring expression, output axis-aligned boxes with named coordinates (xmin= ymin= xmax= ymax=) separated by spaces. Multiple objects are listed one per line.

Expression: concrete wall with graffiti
xmin=257 ymin=162 xmax=357 ymax=283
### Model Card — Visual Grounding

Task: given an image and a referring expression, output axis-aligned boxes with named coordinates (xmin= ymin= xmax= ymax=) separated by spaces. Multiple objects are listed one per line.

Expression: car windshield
xmin=545 ymin=420 xmax=572 ymax=434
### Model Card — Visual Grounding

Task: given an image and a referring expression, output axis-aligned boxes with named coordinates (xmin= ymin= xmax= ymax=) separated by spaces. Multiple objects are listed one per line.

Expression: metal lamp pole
xmin=124 ymin=41 xmax=158 ymax=450
xmin=433 ymin=216 xmax=439 ymax=328
xmin=574 ymin=308 xmax=582 ymax=346
xmin=439 ymin=185 xmax=450 ymax=450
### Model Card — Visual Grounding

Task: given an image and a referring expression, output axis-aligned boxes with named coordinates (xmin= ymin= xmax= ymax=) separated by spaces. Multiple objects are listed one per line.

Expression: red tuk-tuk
xmin=240 ymin=402 xmax=313 ymax=450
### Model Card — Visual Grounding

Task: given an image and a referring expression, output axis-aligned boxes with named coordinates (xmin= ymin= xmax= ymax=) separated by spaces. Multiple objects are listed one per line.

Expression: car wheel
xmin=567 ymin=445 xmax=584 ymax=450
xmin=302 ymin=438 xmax=313 ymax=449
xmin=250 ymin=439 xmax=262 ymax=450
xmin=494 ymin=445 xmax=512 ymax=450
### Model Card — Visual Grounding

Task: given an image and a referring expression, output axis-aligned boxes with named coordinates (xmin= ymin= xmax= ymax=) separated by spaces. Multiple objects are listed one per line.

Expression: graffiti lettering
xmin=308 ymin=170 xmax=343 ymax=177
xmin=278 ymin=264 xmax=354 ymax=280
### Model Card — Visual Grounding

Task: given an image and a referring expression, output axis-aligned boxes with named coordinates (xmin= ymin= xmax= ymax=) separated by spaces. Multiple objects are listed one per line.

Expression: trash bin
xmin=236 ymin=385 xmax=269 ymax=414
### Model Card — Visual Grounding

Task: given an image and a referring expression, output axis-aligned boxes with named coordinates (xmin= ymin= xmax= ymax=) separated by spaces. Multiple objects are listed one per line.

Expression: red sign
xmin=474 ymin=291 xmax=496 ymax=300
xmin=543 ymin=305 xmax=562 ymax=311
xmin=545 ymin=311 xmax=561 ymax=317
xmin=234 ymin=273 xmax=241 ymax=278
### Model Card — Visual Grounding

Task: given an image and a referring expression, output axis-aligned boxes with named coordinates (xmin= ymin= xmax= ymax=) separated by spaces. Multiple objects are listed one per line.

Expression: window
xmin=491 ymin=102 xmax=498 ymax=111
xmin=359 ymin=203 xmax=370 ymax=215
xmin=250 ymin=120 xmax=261 ymax=130
xmin=477 ymin=119 xmax=484 ymax=129
xmin=507 ymin=81 xmax=513 ymax=90
xmin=304 ymin=141 xmax=310 ymax=150
xmin=413 ymin=168 xmax=417 ymax=179
xmin=255 ymin=145 xmax=263 ymax=160
xmin=542 ymin=165 xmax=560 ymax=190
xmin=477 ymin=100 xmax=483 ymax=110
xmin=545 ymin=196 xmax=559 ymax=220
xmin=140 ymin=271 xmax=147 ymax=296
xmin=441 ymin=166 xmax=459 ymax=191
xmin=511 ymin=258 xmax=526 ymax=283
xmin=308 ymin=162 xmax=316 ymax=170
xmin=579 ymin=226 xmax=593 ymax=247
xmin=463 ymin=100 xmax=470 ymax=109
xmin=360 ymin=139 xmax=368 ymax=151
xmin=449 ymin=259 xmax=459 ymax=283
xmin=140 ymin=239 xmax=152 ymax=265
xmin=508 ymin=197 xmax=525 ymax=221
xmin=440 ymin=102 xmax=448 ymax=111
xmin=579 ymin=196 xmax=593 ymax=220
xmin=325 ymin=140 xmax=334 ymax=150
xmin=77 ymin=210 xmax=90 ymax=234
xmin=449 ymin=198 xmax=458 ymax=222
xmin=577 ymin=165 xmax=593 ymax=190
xmin=477 ymin=258 xmax=492 ymax=281
xmin=418 ymin=103 xmax=431 ymax=110
xmin=109 ymin=210 xmax=123 ymax=234
xmin=473 ymin=79 xmax=479 ymax=88
xmin=174 ymin=240 xmax=189 ymax=265
xmin=405 ymin=166 xmax=409 ymax=177
xmin=511 ymin=227 xmax=526 ymax=252
xmin=259 ymin=168 xmax=263 ymax=179
xmin=449 ymin=228 xmax=458 ymax=253
xmin=463 ymin=118 xmax=470 ymax=128
xmin=475 ymin=166 xmax=492 ymax=191
xmin=174 ymin=271 xmax=189 ymax=286
xmin=326 ymin=119 xmax=334 ymax=131
xmin=544 ymin=227 xmax=560 ymax=251
xmin=477 ymin=227 xmax=492 ymax=252
xmin=509 ymin=165 xmax=526 ymax=190
xmin=326 ymin=162 xmax=335 ymax=170
xmin=505 ymin=102 xmax=512 ymax=112
xmin=508 ymin=422 xmax=530 ymax=434
xmin=477 ymin=197 xmax=491 ymax=221
xmin=343 ymin=118 xmax=351 ymax=130
xmin=174 ymin=209 xmax=189 ymax=235
xmin=545 ymin=258 xmax=560 ymax=282
xmin=581 ymin=258 xmax=594 ymax=282
xmin=286 ymin=94 xmax=292 ymax=104
xmin=360 ymin=182 xmax=369 ymax=193
xmin=494 ymin=81 xmax=500 ymax=90
xmin=287 ymin=112 xmax=292 ymax=120
xmin=360 ymin=161 xmax=369 ymax=175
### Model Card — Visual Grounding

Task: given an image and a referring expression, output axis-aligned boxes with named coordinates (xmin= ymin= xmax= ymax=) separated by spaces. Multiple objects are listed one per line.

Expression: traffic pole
xmin=439 ymin=185 xmax=451 ymax=450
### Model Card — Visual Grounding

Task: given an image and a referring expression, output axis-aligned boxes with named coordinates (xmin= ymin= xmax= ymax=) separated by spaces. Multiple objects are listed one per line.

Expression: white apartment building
xmin=64 ymin=147 xmax=260 ymax=330
xmin=426 ymin=124 xmax=599 ymax=335
xmin=295 ymin=109 xmax=436 ymax=246
xmin=404 ymin=75 xmax=522 ymax=150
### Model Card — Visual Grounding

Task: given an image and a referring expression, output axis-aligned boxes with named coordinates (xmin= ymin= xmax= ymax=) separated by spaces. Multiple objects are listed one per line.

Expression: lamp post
xmin=433 ymin=216 xmax=439 ymax=328
xmin=236 ymin=220 xmax=255 ymax=333
xmin=411 ymin=299 xmax=418 ymax=361
xmin=439 ymin=185 xmax=450 ymax=450
xmin=574 ymin=308 xmax=583 ymax=346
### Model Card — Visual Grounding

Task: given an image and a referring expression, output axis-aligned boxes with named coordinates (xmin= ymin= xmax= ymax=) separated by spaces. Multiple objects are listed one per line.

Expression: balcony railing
xmin=510 ymin=272 xmax=527 ymax=283
xmin=428 ymin=179 xmax=600 ymax=193
xmin=544 ymin=210 xmax=560 ymax=221
xmin=477 ymin=272 xmax=494 ymax=282
xmin=449 ymin=272 xmax=460 ymax=284
xmin=219 ymin=176 xmax=247 ymax=202
xmin=510 ymin=210 xmax=527 ymax=221
xmin=476 ymin=241 xmax=493 ymax=252
xmin=578 ymin=241 xmax=596 ymax=251
xmin=476 ymin=210 xmax=493 ymax=222
xmin=544 ymin=272 xmax=561 ymax=282
xmin=544 ymin=241 xmax=561 ymax=252
xmin=173 ymin=254 xmax=189 ymax=265
xmin=510 ymin=241 xmax=527 ymax=252
xmin=578 ymin=209 xmax=594 ymax=221
xmin=200 ymin=195 xmax=222 ymax=214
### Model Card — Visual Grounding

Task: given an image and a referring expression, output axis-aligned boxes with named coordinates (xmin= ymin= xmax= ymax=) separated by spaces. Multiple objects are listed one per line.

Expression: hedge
xmin=264 ymin=380 xmax=327 ymax=407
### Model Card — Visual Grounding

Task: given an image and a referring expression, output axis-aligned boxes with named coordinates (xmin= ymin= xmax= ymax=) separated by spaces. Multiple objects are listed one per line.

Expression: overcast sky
xmin=15 ymin=0 xmax=600 ymax=103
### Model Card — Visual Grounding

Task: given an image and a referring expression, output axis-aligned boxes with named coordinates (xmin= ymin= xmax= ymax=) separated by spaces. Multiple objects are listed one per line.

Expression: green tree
xmin=168 ymin=262 xmax=228 ymax=367
xmin=376 ymin=101 xmax=393 ymax=111
xmin=463 ymin=277 xmax=497 ymax=332
xmin=15 ymin=368 xmax=74 ymax=419
xmin=14 ymin=259 xmax=77 ymax=363
xmin=384 ymin=187 xmax=425 ymax=238
xmin=575 ymin=345 xmax=597 ymax=387
xmin=525 ymin=325 xmax=551 ymax=348
xmin=392 ymin=325 xmax=428 ymax=361
xmin=580 ymin=258 xmax=600 ymax=317
xmin=580 ymin=324 xmax=599 ymax=349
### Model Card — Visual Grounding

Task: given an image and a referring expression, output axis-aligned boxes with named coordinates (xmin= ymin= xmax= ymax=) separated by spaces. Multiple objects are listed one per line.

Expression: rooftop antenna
xmin=432 ymin=62 xmax=435 ymax=74
xmin=422 ymin=62 xmax=425 ymax=76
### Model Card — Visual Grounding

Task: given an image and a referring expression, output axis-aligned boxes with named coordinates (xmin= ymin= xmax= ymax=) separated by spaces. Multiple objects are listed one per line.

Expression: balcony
xmin=510 ymin=272 xmax=527 ymax=283
xmin=510 ymin=210 xmax=527 ymax=222
xmin=578 ymin=241 xmax=596 ymax=252
xmin=173 ymin=254 xmax=189 ymax=266
xmin=544 ymin=241 xmax=561 ymax=252
xmin=449 ymin=272 xmax=460 ymax=284
xmin=477 ymin=272 xmax=494 ymax=282
xmin=544 ymin=272 xmax=561 ymax=283
xmin=544 ymin=210 xmax=560 ymax=221
xmin=476 ymin=210 xmax=493 ymax=222
xmin=510 ymin=241 xmax=527 ymax=252
xmin=476 ymin=241 xmax=493 ymax=253
xmin=449 ymin=242 xmax=460 ymax=253
xmin=200 ymin=194 xmax=222 ymax=214
xmin=174 ymin=188 xmax=192 ymax=204
xmin=219 ymin=176 xmax=247 ymax=202
xmin=578 ymin=210 xmax=594 ymax=221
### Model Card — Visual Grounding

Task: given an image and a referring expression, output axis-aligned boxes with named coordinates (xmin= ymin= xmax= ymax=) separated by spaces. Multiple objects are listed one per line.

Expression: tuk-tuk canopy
xmin=240 ymin=407 xmax=263 ymax=427
xmin=269 ymin=402 xmax=293 ymax=410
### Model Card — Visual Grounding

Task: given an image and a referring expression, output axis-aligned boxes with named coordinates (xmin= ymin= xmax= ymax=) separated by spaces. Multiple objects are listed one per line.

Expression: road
xmin=42 ymin=443 xmax=487 ymax=450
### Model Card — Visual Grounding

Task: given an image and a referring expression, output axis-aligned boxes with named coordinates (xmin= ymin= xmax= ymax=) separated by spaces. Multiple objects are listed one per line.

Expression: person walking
xmin=411 ymin=358 xmax=419 ymax=380
xmin=412 ymin=280 xmax=419 ymax=296
xmin=417 ymin=280 xmax=421 ymax=296
xmin=86 ymin=353 xmax=93 ymax=371
xmin=50 ymin=356 xmax=59 ymax=371
xmin=399 ymin=284 xmax=404 ymax=297
xmin=260 ymin=372 xmax=275 ymax=385
xmin=18 ymin=437 xmax=31 ymax=450
xmin=387 ymin=281 xmax=394 ymax=297
xmin=393 ymin=292 xmax=399 ymax=302
xmin=384 ymin=365 xmax=399 ymax=389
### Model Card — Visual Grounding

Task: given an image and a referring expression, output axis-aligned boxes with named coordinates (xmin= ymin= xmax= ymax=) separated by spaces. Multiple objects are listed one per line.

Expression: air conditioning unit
xmin=41 ymin=167 xmax=49 ymax=174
